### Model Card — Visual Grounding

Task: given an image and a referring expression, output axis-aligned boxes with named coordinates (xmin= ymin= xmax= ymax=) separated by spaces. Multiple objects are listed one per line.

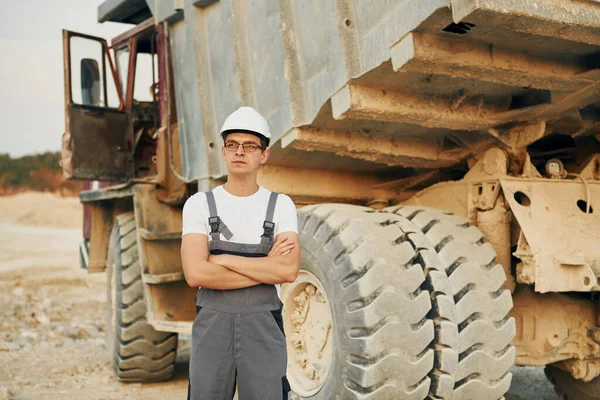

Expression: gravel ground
xmin=0 ymin=222 xmax=190 ymax=399
xmin=507 ymin=366 xmax=557 ymax=399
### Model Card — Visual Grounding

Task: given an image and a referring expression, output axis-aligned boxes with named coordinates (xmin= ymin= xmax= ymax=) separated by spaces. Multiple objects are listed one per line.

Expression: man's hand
xmin=268 ymin=236 xmax=295 ymax=257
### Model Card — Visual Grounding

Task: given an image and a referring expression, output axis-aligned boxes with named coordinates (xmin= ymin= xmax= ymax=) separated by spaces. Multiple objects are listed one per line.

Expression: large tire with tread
xmin=387 ymin=206 xmax=516 ymax=400
xmin=545 ymin=365 xmax=600 ymax=400
xmin=105 ymin=212 xmax=178 ymax=382
xmin=290 ymin=204 xmax=458 ymax=399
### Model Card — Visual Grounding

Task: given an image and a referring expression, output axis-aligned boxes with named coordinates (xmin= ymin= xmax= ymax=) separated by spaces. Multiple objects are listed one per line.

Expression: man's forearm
xmin=186 ymin=260 xmax=261 ymax=290
xmin=210 ymin=254 xmax=299 ymax=284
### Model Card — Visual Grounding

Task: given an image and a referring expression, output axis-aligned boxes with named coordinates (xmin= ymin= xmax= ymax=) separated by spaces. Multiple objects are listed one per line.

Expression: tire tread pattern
xmin=388 ymin=206 xmax=515 ymax=400
xmin=107 ymin=212 xmax=177 ymax=382
xmin=295 ymin=205 xmax=458 ymax=399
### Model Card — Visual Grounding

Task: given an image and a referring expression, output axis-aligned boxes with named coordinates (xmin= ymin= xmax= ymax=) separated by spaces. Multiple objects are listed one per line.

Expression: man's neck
xmin=224 ymin=175 xmax=259 ymax=197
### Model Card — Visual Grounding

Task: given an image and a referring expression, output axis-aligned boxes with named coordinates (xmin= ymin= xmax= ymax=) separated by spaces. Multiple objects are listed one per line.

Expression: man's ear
xmin=221 ymin=145 xmax=226 ymax=160
xmin=260 ymin=148 xmax=270 ymax=164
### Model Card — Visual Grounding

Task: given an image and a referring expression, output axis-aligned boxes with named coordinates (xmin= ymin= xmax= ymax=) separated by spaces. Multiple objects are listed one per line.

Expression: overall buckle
xmin=262 ymin=221 xmax=275 ymax=237
xmin=208 ymin=216 xmax=221 ymax=233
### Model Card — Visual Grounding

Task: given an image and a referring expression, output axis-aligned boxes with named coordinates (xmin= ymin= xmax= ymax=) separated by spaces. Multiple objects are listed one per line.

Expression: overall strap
xmin=205 ymin=190 xmax=218 ymax=217
xmin=260 ymin=192 xmax=279 ymax=246
xmin=205 ymin=191 xmax=233 ymax=241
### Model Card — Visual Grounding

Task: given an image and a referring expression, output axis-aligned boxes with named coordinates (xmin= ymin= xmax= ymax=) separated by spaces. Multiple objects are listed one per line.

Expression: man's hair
xmin=222 ymin=133 xmax=268 ymax=151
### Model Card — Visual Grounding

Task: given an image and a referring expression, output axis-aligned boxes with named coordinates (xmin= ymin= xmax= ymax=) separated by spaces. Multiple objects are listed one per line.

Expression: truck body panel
xmin=95 ymin=0 xmax=600 ymax=186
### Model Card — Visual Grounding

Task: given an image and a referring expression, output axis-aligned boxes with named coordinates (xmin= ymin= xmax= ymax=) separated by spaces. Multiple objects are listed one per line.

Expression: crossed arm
xmin=181 ymin=232 xmax=301 ymax=290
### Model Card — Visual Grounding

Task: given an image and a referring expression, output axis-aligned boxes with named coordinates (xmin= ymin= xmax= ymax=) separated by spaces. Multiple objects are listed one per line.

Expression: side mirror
xmin=80 ymin=58 xmax=100 ymax=106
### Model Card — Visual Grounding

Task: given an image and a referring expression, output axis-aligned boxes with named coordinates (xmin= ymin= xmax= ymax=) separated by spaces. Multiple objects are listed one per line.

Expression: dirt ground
xmin=0 ymin=193 xmax=557 ymax=399
xmin=0 ymin=192 xmax=83 ymax=229
xmin=0 ymin=193 xmax=190 ymax=399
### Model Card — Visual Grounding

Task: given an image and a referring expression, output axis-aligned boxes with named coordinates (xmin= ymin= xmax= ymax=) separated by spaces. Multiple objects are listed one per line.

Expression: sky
xmin=0 ymin=0 xmax=133 ymax=157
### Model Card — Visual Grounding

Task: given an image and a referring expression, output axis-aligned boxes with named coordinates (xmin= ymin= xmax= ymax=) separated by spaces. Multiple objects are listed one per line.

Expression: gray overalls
xmin=188 ymin=191 xmax=290 ymax=400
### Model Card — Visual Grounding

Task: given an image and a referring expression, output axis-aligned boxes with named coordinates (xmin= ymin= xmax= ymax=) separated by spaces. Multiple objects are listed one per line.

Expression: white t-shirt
xmin=182 ymin=186 xmax=298 ymax=297
xmin=182 ymin=185 xmax=298 ymax=243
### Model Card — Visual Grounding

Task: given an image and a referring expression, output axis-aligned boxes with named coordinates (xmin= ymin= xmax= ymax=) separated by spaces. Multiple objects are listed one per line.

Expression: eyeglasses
xmin=224 ymin=141 xmax=263 ymax=153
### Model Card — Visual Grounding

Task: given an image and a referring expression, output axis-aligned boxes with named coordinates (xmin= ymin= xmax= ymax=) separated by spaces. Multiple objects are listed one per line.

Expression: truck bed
xmin=101 ymin=0 xmax=600 ymax=184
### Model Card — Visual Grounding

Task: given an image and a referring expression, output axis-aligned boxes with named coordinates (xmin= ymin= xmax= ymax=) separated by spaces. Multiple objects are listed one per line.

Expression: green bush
xmin=0 ymin=152 xmax=62 ymax=190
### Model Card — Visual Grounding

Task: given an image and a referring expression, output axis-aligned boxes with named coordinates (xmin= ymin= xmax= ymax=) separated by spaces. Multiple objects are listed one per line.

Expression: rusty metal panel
xmin=147 ymin=281 xmax=196 ymax=331
xmin=257 ymin=165 xmax=401 ymax=207
xmin=142 ymin=239 xmax=183 ymax=275
xmin=402 ymin=181 xmax=471 ymax=218
xmin=133 ymin=185 xmax=183 ymax=233
xmin=131 ymin=184 xmax=195 ymax=331
xmin=501 ymin=178 xmax=600 ymax=293
xmin=511 ymin=286 xmax=599 ymax=366
xmin=133 ymin=185 xmax=183 ymax=276
xmin=87 ymin=202 xmax=114 ymax=273
xmin=86 ymin=197 xmax=133 ymax=273
xmin=66 ymin=106 xmax=131 ymax=181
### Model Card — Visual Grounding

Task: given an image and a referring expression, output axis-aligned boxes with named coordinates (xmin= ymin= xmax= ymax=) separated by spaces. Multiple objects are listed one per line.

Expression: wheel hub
xmin=282 ymin=271 xmax=334 ymax=397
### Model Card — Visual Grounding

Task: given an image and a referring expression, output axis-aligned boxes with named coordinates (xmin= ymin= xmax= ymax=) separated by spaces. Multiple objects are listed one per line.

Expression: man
xmin=181 ymin=106 xmax=301 ymax=400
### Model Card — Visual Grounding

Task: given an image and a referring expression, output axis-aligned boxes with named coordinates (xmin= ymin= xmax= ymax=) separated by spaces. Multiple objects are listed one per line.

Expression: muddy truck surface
xmin=61 ymin=0 xmax=600 ymax=398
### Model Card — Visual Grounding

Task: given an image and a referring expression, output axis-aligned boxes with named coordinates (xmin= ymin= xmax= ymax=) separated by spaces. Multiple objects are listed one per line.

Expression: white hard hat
xmin=220 ymin=106 xmax=271 ymax=146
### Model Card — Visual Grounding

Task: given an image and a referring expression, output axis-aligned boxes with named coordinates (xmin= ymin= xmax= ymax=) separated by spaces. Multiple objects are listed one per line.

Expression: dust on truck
xmin=62 ymin=0 xmax=600 ymax=398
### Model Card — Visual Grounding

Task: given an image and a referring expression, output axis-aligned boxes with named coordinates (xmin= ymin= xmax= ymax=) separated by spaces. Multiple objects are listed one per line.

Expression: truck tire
xmin=105 ymin=212 xmax=178 ymax=382
xmin=545 ymin=365 xmax=600 ymax=400
xmin=387 ymin=206 xmax=515 ymax=400
xmin=285 ymin=204 xmax=458 ymax=399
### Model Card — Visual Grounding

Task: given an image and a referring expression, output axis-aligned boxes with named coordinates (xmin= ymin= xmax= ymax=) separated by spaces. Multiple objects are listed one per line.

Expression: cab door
xmin=62 ymin=30 xmax=131 ymax=181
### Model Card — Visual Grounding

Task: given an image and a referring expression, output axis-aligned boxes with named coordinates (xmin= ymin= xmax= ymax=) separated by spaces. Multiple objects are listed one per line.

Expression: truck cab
xmin=62 ymin=18 xmax=165 ymax=183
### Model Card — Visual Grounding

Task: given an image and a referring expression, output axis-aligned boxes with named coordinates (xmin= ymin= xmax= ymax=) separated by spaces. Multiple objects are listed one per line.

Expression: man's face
xmin=221 ymin=132 xmax=269 ymax=175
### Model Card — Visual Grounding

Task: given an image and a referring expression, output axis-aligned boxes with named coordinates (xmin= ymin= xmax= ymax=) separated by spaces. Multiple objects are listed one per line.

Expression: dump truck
xmin=62 ymin=0 xmax=600 ymax=398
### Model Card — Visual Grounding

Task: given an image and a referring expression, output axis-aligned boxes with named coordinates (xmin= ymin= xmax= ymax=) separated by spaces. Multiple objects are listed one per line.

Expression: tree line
xmin=0 ymin=152 xmax=63 ymax=192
